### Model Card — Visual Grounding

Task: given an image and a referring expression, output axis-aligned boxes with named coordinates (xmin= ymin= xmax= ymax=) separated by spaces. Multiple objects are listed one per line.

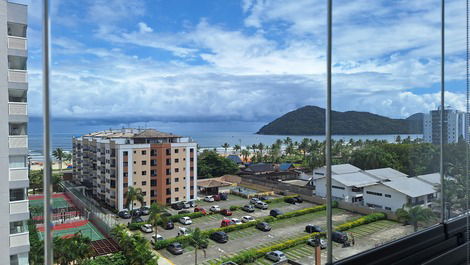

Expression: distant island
xmin=257 ymin=106 xmax=424 ymax=135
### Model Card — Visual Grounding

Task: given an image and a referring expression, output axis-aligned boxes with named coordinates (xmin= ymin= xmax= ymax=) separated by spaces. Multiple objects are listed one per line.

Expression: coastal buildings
xmin=72 ymin=129 xmax=197 ymax=211
xmin=313 ymin=164 xmax=438 ymax=211
xmin=0 ymin=1 xmax=29 ymax=264
xmin=423 ymin=107 xmax=468 ymax=144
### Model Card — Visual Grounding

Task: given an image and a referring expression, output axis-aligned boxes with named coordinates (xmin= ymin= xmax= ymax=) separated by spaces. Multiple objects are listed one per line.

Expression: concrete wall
xmin=363 ymin=184 xmax=408 ymax=211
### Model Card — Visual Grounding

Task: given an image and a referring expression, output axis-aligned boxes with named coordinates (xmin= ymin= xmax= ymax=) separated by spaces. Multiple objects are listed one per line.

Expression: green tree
xmin=28 ymin=221 xmax=44 ymax=265
xmin=149 ymin=202 xmax=165 ymax=235
xmin=52 ymin=148 xmax=65 ymax=173
xmin=53 ymin=233 xmax=93 ymax=265
xmin=189 ymin=228 xmax=209 ymax=265
xmin=83 ymin=252 xmax=128 ymax=265
xmin=29 ymin=170 xmax=63 ymax=193
xmin=221 ymin=143 xmax=230 ymax=155
xmin=197 ymin=150 xmax=238 ymax=178
xmin=233 ymin=144 xmax=241 ymax=155
xmin=241 ymin=149 xmax=250 ymax=163
xmin=111 ymin=225 xmax=158 ymax=265
xmin=126 ymin=186 xmax=144 ymax=213
xmin=349 ymin=145 xmax=399 ymax=170
xmin=396 ymin=204 xmax=435 ymax=232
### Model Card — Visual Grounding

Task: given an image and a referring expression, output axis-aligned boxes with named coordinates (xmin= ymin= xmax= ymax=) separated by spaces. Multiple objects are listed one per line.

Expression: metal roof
xmin=382 ymin=177 xmax=436 ymax=197
xmin=331 ymin=164 xmax=362 ymax=174
xmin=415 ymin=173 xmax=441 ymax=186
xmin=364 ymin=168 xmax=408 ymax=181
xmin=333 ymin=171 xmax=380 ymax=187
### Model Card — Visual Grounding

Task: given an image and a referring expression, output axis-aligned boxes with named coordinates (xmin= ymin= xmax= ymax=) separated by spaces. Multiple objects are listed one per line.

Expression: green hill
xmin=257 ymin=106 xmax=423 ymax=135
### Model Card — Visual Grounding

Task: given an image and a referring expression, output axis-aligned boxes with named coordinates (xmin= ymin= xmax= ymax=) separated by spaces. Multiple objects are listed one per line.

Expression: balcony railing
xmin=9 ymin=232 xmax=29 ymax=248
xmin=7 ymin=36 xmax=27 ymax=50
xmin=8 ymin=69 xmax=27 ymax=83
xmin=10 ymin=200 xmax=28 ymax=215
xmin=9 ymin=168 xmax=28 ymax=181
xmin=8 ymin=135 xmax=27 ymax=149
xmin=8 ymin=102 xmax=27 ymax=116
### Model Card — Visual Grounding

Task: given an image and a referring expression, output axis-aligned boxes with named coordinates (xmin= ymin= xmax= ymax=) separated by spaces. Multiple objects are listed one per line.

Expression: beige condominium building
xmin=72 ymin=129 xmax=197 ymax=210
xmin=1 ymin=1 xmax=29 ymax=265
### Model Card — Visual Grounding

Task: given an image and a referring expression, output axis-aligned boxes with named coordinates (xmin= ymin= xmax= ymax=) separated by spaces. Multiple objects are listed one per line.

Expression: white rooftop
xmin=365 ymin=168 xmax=408 ymax=181
xmin=382 ymin=178 xmax=436 ymax=197
xmin=333 ymin=171 xmax=380 ymax=188
xmin=314 ymin=164 xmax=361 ymax=177
xmin=415 ymin=173 xmax=441 ymax=186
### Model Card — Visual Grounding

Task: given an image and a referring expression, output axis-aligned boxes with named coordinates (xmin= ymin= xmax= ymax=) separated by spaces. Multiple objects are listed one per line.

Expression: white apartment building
xmin=0 ymin=1 xmax=29 ymax=264
xmin=423 ymin=107 xmax=468 ymax=144
xmin=313 ymin=164 xmax=438 ymax=212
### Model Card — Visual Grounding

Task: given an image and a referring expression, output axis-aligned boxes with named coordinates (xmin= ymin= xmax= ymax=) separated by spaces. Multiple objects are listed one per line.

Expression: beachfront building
xmin=0 ymin=1 xmax=29 ymax=264
xmin=313 ymin=164 xmax=438 ymax=211
xmin=72 ymin=128 xmax=197 ymax=210
xmin=423 ymin=107 xmax=468 ymax=144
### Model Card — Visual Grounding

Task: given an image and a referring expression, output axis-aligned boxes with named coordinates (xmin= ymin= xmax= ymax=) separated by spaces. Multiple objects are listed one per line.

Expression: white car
xmin=250 ymin=197 xmax=260 ymax=204
xmin=140 ymin=224 xmax=153 ymax=233
xmin=255 ymin=201 xmax=268 ymax=210
xmin=151 ymin=234 xmax=164 ymax=244
xmin=231 ymin=218 xmax=242 ymax=225
xmin=204 ymin=196 xmax=215 ymax=202
xmin=210 ymin=205 xmax=221 ymax=212
xmin=266 ymin=250 xmax=287 ymax=262
xmin=179 ymin=216 xmax=192 ymax=225
xmin=241 ymin=216 xmax=255 ymax=223
xmin=178 ymin=227 xmax=190 ymax=236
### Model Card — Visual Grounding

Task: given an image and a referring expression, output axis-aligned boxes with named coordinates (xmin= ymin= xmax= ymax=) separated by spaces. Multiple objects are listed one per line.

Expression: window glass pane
xmin=9 ymin=221 xmax=27 ymax=234
xmin=9 ymin=156 xmax=26 ymax=168
xmin=9 ymin=189 xmax=25 ymax=201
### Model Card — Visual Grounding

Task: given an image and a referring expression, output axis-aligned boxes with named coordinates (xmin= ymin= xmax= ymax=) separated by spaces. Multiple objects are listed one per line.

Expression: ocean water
xmin=28 ymin=117 xmax=422 ymax=157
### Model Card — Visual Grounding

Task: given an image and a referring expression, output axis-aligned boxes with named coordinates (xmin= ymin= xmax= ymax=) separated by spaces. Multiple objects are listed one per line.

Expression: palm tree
xmin=241 ymin=149 xmax=250 ymax=162
xmin=299 ymin=138 xmax=310 ymax=160
xmin=396 ymin=204 xmax=435 ymax=232
xmin=149 ymin=202 xmax=165 ymax=235
xmin=221 ymin=143 xmax=230 ymax=155
xmin=126 ymin=186 xmax=144 ymax=213
xmin=189 ymin=228 xmax=209 ymax=265
xmin=233 ymin=144 xmax=241 ymax=155
xmin=52 ymin=148 xmax=65 ymax=173
xmin=257 ymin=143 xmax=265 ymax=157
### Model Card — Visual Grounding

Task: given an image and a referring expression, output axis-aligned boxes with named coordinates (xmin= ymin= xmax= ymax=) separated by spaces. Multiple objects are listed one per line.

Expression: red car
xmin=213 ymin=194 xmax=221 ymax=201
xmin=220 ymin=219 xmax=234 ymax=227
xmin=194 ymin=207 xmax=207 ymax=215
xmin=220 ymin=209 xmax=232 ymax=216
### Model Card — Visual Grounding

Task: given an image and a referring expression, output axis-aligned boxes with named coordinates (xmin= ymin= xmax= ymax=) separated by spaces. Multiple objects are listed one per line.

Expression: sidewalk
xmin=153 ymin=250 xmax=175 ymax=265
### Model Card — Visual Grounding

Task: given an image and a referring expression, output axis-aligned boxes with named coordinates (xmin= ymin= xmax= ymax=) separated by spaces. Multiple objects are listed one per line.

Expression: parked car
xmin=285 ymin=197 xmax=296 ymax=204
xmin=255 ymin=201 xmax=268 ymax=210
xmin=163 ymin=221 xmax=174 ymax=230
xmin=307 ymin=238 xmax=327 ymax=249
xmin=241 ymin=216 xmax=255 ymax=223
xmin=210 ymin=205 xmax=221 ymax=212
xmin=242 ymin=204 xmax=255 ymax=213
xmin=140 ymin=206 xmax=150 ymax=215
xmin=179 ymin=216 xmax=192 ymax=225
xmin=194 ymin=207 xmax=207 ymax=215
xmin=183 ymin=202 xmax=191 ymax=209
xmin=131 ymin=217 xmax=144 ymax=223
xmin=213 ymin=194 xmax=221 ymax=201
xmin=270 ymin=209 xmax=283 ymax=217
xmin=305 ymin=225 xmax=323 ymax=233
xmin=219 ymin=193 xmax=228 ymax=200
xmin=265 ymin=250 xmax=287 ymax=262
xmin=210 ymin=231 xmax=229 ymax=243
xmin=167 ymin=242 xmax=184 ymax=255
xmin=250 ymin=197 xmax=260 ymax=204
xmin=221 ymin=209 xmax=232 ymax=216
xmin=161 ymin=212 xmax=172 ymax=217
xmin=220 ymin=219 xmax=234 ymax=227
xmin=256 ymin=222 xmax=272 ymax=232
xmin=118 ymin=210 xmax=131 ymax=219
xmin=178 ymin=227 xmax=190 ymax=236
xmin=178 ymin=210 xmax=191 ymax=215
xmin=131 ymin=209 xmax=142 ymax=217
xmin=188 ymin=201 xmax=196 ymax=207
xmin=171 ymin=203 xmax=184 ymax=210
xmin=258 ymin=195 xmax=269 ymax=201
xmin=332 ymin=231 xmax=349 ymax=243
xmin=294 ymin=196 xmax=303 ymax=203
xmin=204 ymin=196 xmax=215 ymax=202
xmin=231 ymin=218 xmax=242 ymax=225
xmin=151 ymin=234 xmax=164 ymax=245
xmin=140 ymin=224 xmax=153 ymax=233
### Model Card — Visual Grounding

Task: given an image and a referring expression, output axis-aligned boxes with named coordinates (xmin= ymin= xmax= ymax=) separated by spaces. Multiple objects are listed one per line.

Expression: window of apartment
xmin=142 ymin=181 xmax=147 ymax=186
xmin=166 ymin=198 xmax=171 ymax=204
xmin=190 ymin=195 xmax=194 ymax=199
xmin=133 ymin=171 xmax=136 ymax=174
xmin=150 ymin=190 xmax=155 ymax=197
xmin=166 ymin=169 xmax=171 ymax=175
xmin=175 ymin=158 xmax=179 ymax=163
xmin=142 ymin=191 xmax=147 ymax=196
xmin=151 ymin=160 xmax=157 ymax=166
xmin=166 ymin=178 xmax=171 ymax=185
xmin=366 ymin=203 xmax=383 ymax=209
xmin=123 ymin=151 xmax=128 ymax=156
xmin=151 ymin=170 xmax=157 ymax=176
xmin=190 ymin=186 xmax=194 ymax=190
xmin=9 ymin=155 xmax=26 ymax=168
xmin=151 ymin=179 xmax=157 ymax=186
xmin=10 ymin=253 xmax=28 ymax=265
xmin=123 ymin=183 xmax=128 ymax=188
xmin=385 ymin=194 xmax=392 ymax=198
xmin=190 ymin=149 xmax=194 ymax=153
xmin=175 ymin=187 xmax=179 ymax=192
xmin=174 ymin=178 xmax=179 ymax=182
xmin=166 ymin=158 xmax=171 ymax=165
xmin=133 ymin=151 xmax=136 ymax=154
xmin=133 ymin=161 xmax=136 ymax=164
xmin=174 ymin=149 xmax=179 ymax=154
xmin=142 ymin=150 xmax=147 ymax=155
xmin=190 ymin=167 xmax=194 ymax=171
xmin=142 ymin=160 xmax=147 ymax=165
xmin=190 ymin=158 xmax=194 ymax=162
xmin=166 ymin=188 xmax=171 ymax=195
xmin=332 ymin=185 xmax=345 ymax=190
xmin=123 ymin=172 xmax=128 ymax=177
xmin=151 ymin=149 xmax=157 ymax=156
xmin=175 ymin=197 xmax=179 ymax=202
xmin=123 ymin=162 xmax=128 ymax=167
xmin=10 ymin=221 xmax=27 ymax=234
xmin=385 ymin=207 xmax=392 ymax=211
xmin=175 ymin=168 xmax=179 ymax=173
xmin=110 ymin=180 xmax=116 ymax=188
xmin=366 ymin=191 xmax=383 ymax=196
xmin=166 ymin=149 xmax=171 ymax=155
xmin=10 ymin=189 xmax=26 ymax=201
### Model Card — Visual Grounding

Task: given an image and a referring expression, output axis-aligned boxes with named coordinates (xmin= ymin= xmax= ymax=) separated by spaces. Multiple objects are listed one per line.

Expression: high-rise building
xmin=72 ymin=129 xmax=197 ymax=210
xmin=0 ymin=1 xmax=29 ymax=264
xmin=423 ymin=107 xmax=467 ymax=144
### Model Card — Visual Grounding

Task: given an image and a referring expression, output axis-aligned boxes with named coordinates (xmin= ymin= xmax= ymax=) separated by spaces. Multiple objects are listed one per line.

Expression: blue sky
xmin=13 ymin=0 xmax=468 ymax=122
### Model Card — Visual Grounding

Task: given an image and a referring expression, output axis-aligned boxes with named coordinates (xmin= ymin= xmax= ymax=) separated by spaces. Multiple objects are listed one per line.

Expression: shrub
xmin=275 ymin=205 xmax=326 ymax=219
xmin=230 ymin=205 xmax=240 ymax=211
xmin=127 ymin=222 xmax=146 ymax=231
xmin=264 ymin=194 xmax=299 ymax=204
xmin=335 ymin=212 xmax=386 ymax=231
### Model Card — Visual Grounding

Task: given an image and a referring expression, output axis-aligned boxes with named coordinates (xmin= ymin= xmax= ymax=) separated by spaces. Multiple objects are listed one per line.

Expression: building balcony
xmin=9 ymin=168 xmax=28 ymax=182
xmin=10 ymin=200 xmax=28 ymax=215
xmin=8 ymin=69 xmax=27 ymax=83
xmin=8 ymin=36 xmax=27 ymax=50
xmin=9 ymin=232 xmax=29 ymax=249
xmin=9 ymin=135 xmax=27 ymax=149
xmin=8 ymin=102 xmax=27 ymax=119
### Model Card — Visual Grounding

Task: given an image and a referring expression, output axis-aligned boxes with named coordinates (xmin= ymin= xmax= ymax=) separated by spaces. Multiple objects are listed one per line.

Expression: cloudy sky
xmin=14 ymin=0 xmax=468 ymax=123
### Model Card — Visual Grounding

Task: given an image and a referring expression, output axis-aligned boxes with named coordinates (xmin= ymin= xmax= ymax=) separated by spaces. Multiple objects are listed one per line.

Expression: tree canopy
xmin=197 ymin=150 xmax=238 ymax=178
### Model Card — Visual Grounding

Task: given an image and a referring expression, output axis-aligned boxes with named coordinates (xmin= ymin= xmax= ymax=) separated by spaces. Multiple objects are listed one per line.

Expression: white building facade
xmin=423 ymin=107 xmax=468 ymax=144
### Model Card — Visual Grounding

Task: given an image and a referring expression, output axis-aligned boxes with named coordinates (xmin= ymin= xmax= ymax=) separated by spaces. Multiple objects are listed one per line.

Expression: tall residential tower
xmin=1 ymin=1 xmax=29 ymax=265
xmin=423 ymin=107 xmax=468 ymax=144
xmin=72 ymin=129 xmax=197 ymax=210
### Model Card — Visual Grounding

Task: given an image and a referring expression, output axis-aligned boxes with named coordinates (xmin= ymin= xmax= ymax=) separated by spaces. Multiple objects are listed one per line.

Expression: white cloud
xmin=138 ymin=22 xmax=153 ymax=33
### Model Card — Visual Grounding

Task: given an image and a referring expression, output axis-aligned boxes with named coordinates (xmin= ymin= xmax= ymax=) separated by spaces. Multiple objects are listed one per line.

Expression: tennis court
xmin=29 ymin=193 xmax=73 ymax=210
xmin=38 ymin=220 xmax=105 ymax=241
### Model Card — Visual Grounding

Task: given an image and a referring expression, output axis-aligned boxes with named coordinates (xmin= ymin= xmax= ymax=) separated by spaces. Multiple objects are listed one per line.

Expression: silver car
xmin=265 ymin=250 xmax=287 ymax=262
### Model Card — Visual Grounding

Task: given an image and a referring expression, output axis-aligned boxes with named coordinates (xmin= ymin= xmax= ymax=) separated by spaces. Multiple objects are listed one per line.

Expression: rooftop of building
xmin=83 ymin=128 xmax=181 ymax=139
xmin=381 ymin=177 xmax=436 ymax=197
xmin=364 ymin=168 xmax=408 ymax=181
